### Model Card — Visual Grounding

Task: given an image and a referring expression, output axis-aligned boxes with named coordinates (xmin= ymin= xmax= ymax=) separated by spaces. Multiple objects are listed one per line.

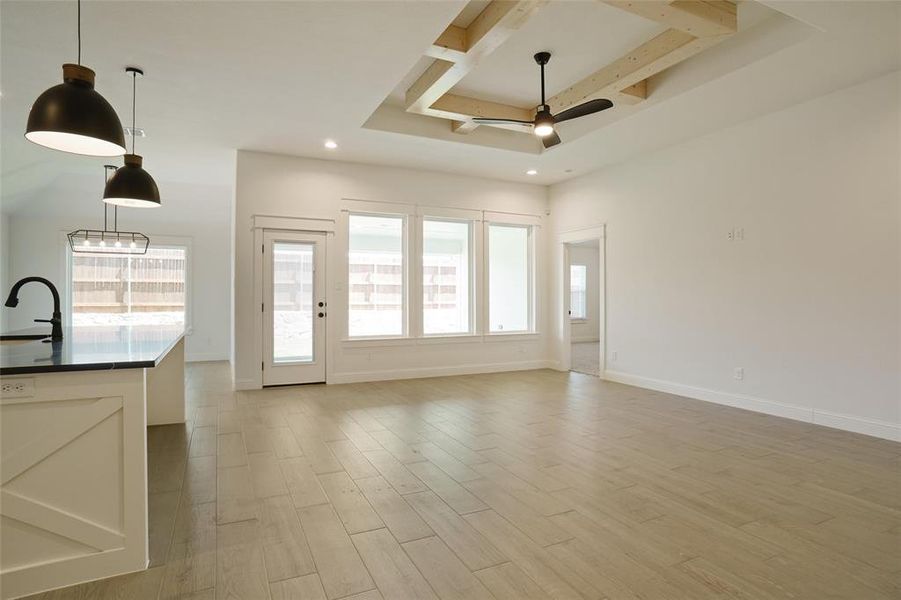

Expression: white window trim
xmin=339 ymin=202 xmax=542 ymax=345
xmin=62 ymin=233 xmax=194 ymax=335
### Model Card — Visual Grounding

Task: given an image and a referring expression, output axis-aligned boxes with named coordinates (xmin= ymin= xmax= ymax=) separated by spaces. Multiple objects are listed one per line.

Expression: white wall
xmin=2 ymin=182 xmax=231 ymax=362
xmin=0 ymin=212 xmax=9 ymax=331
xmin=549 ymin=71 xmax=900 ymax=440
xmin=568 ymin=244 xmax=601 ymax=343
xmin=233 ymin=151 xmax=550 ymax=388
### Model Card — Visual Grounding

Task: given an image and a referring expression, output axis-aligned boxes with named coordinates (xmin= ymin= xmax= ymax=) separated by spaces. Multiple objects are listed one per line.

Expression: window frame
xmin=340 ymin=203 xmax=539 ymax=345
xmin=569 ymin=263 xmax=588 ymax=321
xmin=345 ymin=210 xmax=409 ymax=340
xmin=420 ymin=216 xmax=475 ymax=338
xmin=63 ymin=234 xmax=193 ymax=334
xmin=485 ymin=221 xmax=536 ymax=335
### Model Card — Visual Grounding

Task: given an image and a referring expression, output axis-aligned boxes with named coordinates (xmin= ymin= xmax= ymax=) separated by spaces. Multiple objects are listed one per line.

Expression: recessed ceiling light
xmin=324 ymin=139 xmax=338 ymax=150
xmin=526 ymin=169 xmax=537 ymax=175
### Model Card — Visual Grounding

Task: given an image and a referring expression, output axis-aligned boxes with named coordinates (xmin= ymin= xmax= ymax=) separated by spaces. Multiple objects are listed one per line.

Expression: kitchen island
xmin=0 ymin=325 xmax=185 ymax=599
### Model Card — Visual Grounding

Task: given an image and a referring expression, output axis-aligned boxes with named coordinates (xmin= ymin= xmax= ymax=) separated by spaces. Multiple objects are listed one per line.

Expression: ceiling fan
xmin=472 ymin=52 xmax=613 ymax=149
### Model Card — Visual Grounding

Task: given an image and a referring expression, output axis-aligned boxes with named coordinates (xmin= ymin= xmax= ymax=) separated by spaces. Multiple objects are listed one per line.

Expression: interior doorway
xmin=567 ymin=239 xmax=602 ymax=376
xmin=262 ymin=230 xmax=327 ymax=385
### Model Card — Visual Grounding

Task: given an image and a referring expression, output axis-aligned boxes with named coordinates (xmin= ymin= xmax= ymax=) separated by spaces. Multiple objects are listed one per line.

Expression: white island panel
xmin=0 ymin=368 xmax=149 ymax=599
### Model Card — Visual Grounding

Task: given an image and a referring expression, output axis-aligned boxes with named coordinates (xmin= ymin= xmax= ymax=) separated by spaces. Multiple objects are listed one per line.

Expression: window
xmin=488 ymin=224 xmax=532 ymax=333
xmin=348 ymin=214 xmax=405 ymax=337
xmin=71 ymin=246 xmax=187 ymax=327
xmin=272 ymin=242 xmax=314 ymax=362
xmin=422 ymin=219 xmax=471 ymax=335
xmin=570 ymin=264 xmax=587 ymax=320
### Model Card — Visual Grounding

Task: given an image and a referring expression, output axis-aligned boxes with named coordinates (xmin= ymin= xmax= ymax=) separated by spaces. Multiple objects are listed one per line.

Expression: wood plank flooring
xmin=24 ymin=363 xmax=901 ymax=599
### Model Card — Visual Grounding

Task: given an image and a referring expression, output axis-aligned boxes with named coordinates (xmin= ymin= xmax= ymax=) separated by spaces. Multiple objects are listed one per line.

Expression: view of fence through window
xmin=71 ymin=247 xmax=187 ymax=327
xmin=488 ymin=224 xmax=531 ymax=332
xmin=272 ymin=242 xmax=314 ymax=362
xmin=348 ymin=214 xmax=404 ymax=337
xmin=423 ymin=219 xmax=470 ymax=335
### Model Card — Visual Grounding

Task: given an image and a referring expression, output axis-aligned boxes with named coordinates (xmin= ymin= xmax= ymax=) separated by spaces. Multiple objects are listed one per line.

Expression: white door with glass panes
xmin=262 ymin=231 xmax=326 ymax=385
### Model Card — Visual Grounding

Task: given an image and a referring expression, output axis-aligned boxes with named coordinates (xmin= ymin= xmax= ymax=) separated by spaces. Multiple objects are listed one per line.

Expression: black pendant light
xmin=103 ymin=67 xmax=161 ymax=208
xmin=25 ymin=0 xmax=126 ymax=156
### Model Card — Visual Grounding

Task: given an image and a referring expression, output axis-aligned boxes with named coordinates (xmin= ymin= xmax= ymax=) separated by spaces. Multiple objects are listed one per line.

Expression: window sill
xmin=417 ymin=334 xmax=481 ymax=345
xmin=340 ymin=332 xmax=539 ymax=347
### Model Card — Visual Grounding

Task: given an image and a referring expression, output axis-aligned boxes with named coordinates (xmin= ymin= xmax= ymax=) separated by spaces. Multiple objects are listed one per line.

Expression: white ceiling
xmin=1 ymin=1 xmax=899 ymax=216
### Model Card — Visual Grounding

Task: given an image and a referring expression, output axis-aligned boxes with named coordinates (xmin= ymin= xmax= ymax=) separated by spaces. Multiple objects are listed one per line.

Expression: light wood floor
xmin=26 ymin=363 xmax=900 ymax=599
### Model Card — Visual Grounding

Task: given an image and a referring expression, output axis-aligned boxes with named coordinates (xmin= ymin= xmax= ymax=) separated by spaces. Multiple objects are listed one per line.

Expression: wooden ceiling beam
xmin=602 ymin=0 xmax=737 ymax=37
xmin=612 ymin=80 xmax=648 ymax=105
xmin=429 ymin=93 xmax=534 ymax=122
xmin=404 ymin=0 xmax=735 ymax=136
xmin=406 ymin=0 xmax=546 ymax=114
xmin=546 ymin=28 xmax=730 ymax=114
xmin=425 ymin=25 xmax=467 ymax=61
xmin=451 ymin=120 xmax=480 ymax=134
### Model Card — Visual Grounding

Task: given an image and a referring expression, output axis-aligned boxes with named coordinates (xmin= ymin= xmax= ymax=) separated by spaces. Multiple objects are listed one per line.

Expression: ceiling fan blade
xmin=471 ymin=117 xmax=534 ymax=127
xmin=553 ymin=98 xmax=613 ymax=123
xmin=541 ymin=131 xmax=561 ymax=149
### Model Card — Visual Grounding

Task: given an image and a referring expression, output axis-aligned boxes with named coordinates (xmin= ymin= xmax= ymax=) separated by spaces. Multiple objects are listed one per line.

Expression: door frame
xmin=262 ymin=230 xmax=327 ymax=386
xmin=251 ymin=216 xmax=336 ymax=389
xmin=557 ymin=224 xmax=606 ymax=376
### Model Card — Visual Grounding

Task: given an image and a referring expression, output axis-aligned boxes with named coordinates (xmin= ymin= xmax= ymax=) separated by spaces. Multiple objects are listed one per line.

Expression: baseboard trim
xmin=186 ymin=352 xmax=229 ymax=363
xmin=330 ymin=360 xmax=555 ymax=385
xmin=602 ymin=370 xmax=900 ymax=442
xmin=233 ymin=378 xmax=257 ymax=391
xmin=812 ymin=410 xmax=901 ymax=442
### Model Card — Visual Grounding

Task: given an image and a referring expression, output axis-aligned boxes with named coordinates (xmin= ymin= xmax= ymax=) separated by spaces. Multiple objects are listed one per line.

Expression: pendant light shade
xmin=103 ymin=154 xmax=160 ymax=207
xmin=26 ymin=64 xmax=126 ymax=156
xmin=103 ymin=67 xmax=161 ymax=208
xmin=24 ymin=0 xmax=126 ymax=157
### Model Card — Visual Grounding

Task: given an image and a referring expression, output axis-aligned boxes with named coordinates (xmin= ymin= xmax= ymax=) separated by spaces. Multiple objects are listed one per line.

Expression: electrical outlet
xmin=733 ymin=367 xmax=744 ymax=381
xmin=1 ymin=378 xmax=35 ymax=398
xmin=611 ymin=351 xmax=618 ymax=361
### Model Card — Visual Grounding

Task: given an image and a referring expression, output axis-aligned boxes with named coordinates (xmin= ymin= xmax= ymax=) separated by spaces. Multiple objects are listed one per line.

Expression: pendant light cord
xmin=131 ymin=71 xmax=137 ymax=154
xmin=77 ymin=0 xmax=81 ymax=64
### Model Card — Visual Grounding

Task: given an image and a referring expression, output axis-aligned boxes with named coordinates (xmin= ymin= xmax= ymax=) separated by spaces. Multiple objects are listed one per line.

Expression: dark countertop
xmin=1 ymin=325 xmax=184 ymax=376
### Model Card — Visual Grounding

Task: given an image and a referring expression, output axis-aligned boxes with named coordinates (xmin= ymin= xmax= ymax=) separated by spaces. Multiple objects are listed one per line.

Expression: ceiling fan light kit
xmin=533 ymin=109 xmax=555 ymax=137
xmin=472 ymin=51 xmax=614 ymax=149
xmin=24 ymin=0 xmax=126 ymax=156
